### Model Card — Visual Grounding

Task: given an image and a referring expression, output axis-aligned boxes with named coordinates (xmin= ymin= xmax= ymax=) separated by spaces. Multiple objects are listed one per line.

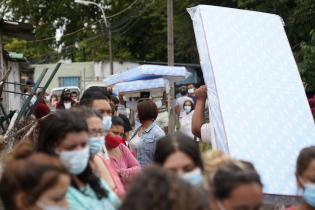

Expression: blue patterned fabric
xmin=113 ymin=78 xmax=166 ymax=95
xmin=104 ymin=65 xmax=190 ymax=86
xmin=189 ymin=5 xmax=315 ymax=197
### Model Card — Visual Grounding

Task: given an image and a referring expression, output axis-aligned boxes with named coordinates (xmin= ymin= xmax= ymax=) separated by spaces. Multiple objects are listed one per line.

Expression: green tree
xmin=1 ymin=0 xmax=315 ymax=91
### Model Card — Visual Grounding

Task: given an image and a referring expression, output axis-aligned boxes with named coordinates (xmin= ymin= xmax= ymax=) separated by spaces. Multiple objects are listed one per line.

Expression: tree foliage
xmin=1 ymin=0 xmax=315 ymax=91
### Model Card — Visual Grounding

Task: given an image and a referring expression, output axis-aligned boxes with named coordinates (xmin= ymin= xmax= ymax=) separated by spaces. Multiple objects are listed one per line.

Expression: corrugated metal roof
xmin=0 ymin=18 xmax=35 ymax=41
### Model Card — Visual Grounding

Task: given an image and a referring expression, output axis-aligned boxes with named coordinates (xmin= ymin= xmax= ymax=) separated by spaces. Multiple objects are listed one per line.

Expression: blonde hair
xmin=202 ymin=150 xmax=231 ymax=189
xmin=203 ymin=150 xmax=231 ymax=175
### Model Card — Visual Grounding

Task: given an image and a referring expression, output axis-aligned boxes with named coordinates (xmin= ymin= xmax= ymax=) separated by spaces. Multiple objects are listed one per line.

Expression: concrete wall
xmin=33 ymin=62 xmax=94 ymax=94
xmin=33 ymin=61 xmax=140 ymax=94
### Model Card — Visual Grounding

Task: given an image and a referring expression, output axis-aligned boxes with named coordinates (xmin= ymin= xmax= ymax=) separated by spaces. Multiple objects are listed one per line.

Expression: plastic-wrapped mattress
xmin=104 ymin=65 xmax=190 ymax=86
xmin=189 ymin=5 xmax=315 ymax=199
xmin=112 ymin=78 xmax=167 ymax=95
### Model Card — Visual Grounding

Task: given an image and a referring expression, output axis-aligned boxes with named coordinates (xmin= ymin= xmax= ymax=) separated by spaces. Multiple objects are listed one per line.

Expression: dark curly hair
xmin=119 ymin=166 xmax=208 ymax=210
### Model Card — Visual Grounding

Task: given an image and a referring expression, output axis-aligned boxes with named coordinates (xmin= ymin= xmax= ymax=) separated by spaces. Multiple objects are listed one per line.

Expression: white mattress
xmin=113 ymin=78 xmax=166 ymax=94
xmin=189 ymin=5 xmax=315 ymax=196
xmin=104 ymin=65 xmax=190 ymax=86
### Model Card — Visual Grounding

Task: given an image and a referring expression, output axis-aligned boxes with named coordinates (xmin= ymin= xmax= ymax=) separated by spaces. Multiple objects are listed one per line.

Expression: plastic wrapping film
xmin=104 ymin=65 xmax=190 ymax=86
xmin=188 ymin=5 xmax=315 ymax=200
xmin=113 ymin=78 xmax=166 ymax=95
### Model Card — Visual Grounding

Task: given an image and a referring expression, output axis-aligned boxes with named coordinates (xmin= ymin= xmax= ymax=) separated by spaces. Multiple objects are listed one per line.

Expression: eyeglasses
xmin=88 ymin=129 xmax=105 ymax=137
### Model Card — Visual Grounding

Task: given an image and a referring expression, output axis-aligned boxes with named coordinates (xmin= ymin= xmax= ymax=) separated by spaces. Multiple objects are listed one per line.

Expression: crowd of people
xmin=0 ymin=84 xmax=314 ymax=210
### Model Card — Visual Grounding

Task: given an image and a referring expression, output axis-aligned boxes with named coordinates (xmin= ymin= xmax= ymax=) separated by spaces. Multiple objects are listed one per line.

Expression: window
xmin=58 ymin=76 xmax=80 ymax=88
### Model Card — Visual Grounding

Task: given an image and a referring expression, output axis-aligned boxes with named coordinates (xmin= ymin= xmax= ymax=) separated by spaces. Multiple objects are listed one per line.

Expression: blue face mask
xmin=304 ymin=183 xmax=315 ymax=207
xmin=59 ymin=146 xmax=90 ymax=175
xmin=102 ymin=116 xmax=112 ymax=132
xmin=181 ymin=168 xmax=203 ymax=186
xmin=88 ymin=137 xmax=104 ymax=155
xmin=37 ymin=204 xmax=69 ymax=210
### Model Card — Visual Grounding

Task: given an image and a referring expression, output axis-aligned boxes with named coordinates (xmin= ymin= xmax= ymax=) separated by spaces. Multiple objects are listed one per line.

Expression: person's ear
xmin=296 ymin=174 xmax=304 ymax=189
xmin=15 ymin=192 xmax=33 ymax=209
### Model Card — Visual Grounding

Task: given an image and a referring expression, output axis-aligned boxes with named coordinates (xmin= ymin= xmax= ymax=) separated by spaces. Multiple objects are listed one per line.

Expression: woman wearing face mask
xmin=179 ymin=100 xmax=195 ymax=139
xmin=106 ymin=116 xmax=141 ymax=186
xmin=208 ymin=161 xmax=263 ymax=210
xmin=0 ymin=147 xmax=70 ymax=210
xmin=287 ymin=146 xmax=315 ymax=210
xmin=73 ymin=107 xmax=125 ymax=199
xmin=56 ymin=89 xmax=77 ymax=110
xmin=35 ymin=110 xmax=120 ymax=210
xmin=154 ymin=132 xmax=204 ymax=186
xmin=129 ymin=99 xmax=165 ymax=167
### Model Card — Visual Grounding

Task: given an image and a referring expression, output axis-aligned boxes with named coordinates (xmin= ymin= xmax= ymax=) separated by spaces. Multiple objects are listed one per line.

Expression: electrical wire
xmin=26 ymin=0 xmax=143 ymax=43
xmin=29 ymin=34 xmax=102 ymax=62
xmin=116 ymin=16 xmax=141 ymax=36
xmin=27 ymin=19 xmax=101 ymax=43
xmin=107 ymin=0 xmax=140 ymax=19
xmin=111 ymin=0 xmax=155 ymax=34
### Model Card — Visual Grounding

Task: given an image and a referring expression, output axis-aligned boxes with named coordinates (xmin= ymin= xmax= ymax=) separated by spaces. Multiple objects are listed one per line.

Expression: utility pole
xmin=108 ymin=22 xmax=113 ymax=75
xmin=75 ymin=0 xmax=114 ymax=75
xmin=167 ymin=0 xmax=176 ymax=134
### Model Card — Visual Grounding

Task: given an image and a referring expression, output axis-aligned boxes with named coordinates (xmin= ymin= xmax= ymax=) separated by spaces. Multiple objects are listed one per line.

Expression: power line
xmin=30 ymin=34 xmax=102 ymax=61
xmin=27 ymin=19 xmax=100 ymax=43
xmin=116 ymin=16 xmax=141 ymax=36
xmin=25 ymin=0 xmax=140 ymax=43
xmin=111 ymin=0 xmax=155 ymax=33
xmin=107 ymin=0 xmax=140 ymax=19
xmin=24 ymin=0 xmax=148 ymax=44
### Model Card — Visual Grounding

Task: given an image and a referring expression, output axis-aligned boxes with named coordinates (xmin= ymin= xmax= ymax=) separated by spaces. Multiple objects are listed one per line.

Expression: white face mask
xmin=37 ymin=203 xmax=69 ymax=210
xmin=188 ymin=88 xmax=195 ymax=94
xmin=59 ymin=146 xmax=90 ymax=175
xmin=64 ymin=102 xmax=71 ymax=109
xmin=184 ymin=106 xmax=192 ymax=113
xmin=181 ymin=168 xmax=203 ymax=186
xmin=88 ymin=137 xmax=104 ymax=155
xmin=102 ymin=116 xmax=112 ymax=132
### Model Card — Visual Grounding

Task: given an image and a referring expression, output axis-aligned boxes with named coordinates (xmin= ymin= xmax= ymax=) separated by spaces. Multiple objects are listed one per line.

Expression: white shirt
xmin=64 ymin=102 xmax=72 ymax=109
xmin=156 ymin=110 xmax=169 ymax=129
xmin=201 ymin=123 xmax=216 ymax=149
xmin=176 ymin=96 xmax=193 ymax=118
xmin=179 ymin=110 xmax=194 ymax=139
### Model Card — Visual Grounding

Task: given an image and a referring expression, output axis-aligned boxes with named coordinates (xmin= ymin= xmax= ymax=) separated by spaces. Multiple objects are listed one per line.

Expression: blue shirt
xmin=67 ymin=179 xmax=120 ymax=210
xmin=130 ymin=122 xmax=165 ymax=167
